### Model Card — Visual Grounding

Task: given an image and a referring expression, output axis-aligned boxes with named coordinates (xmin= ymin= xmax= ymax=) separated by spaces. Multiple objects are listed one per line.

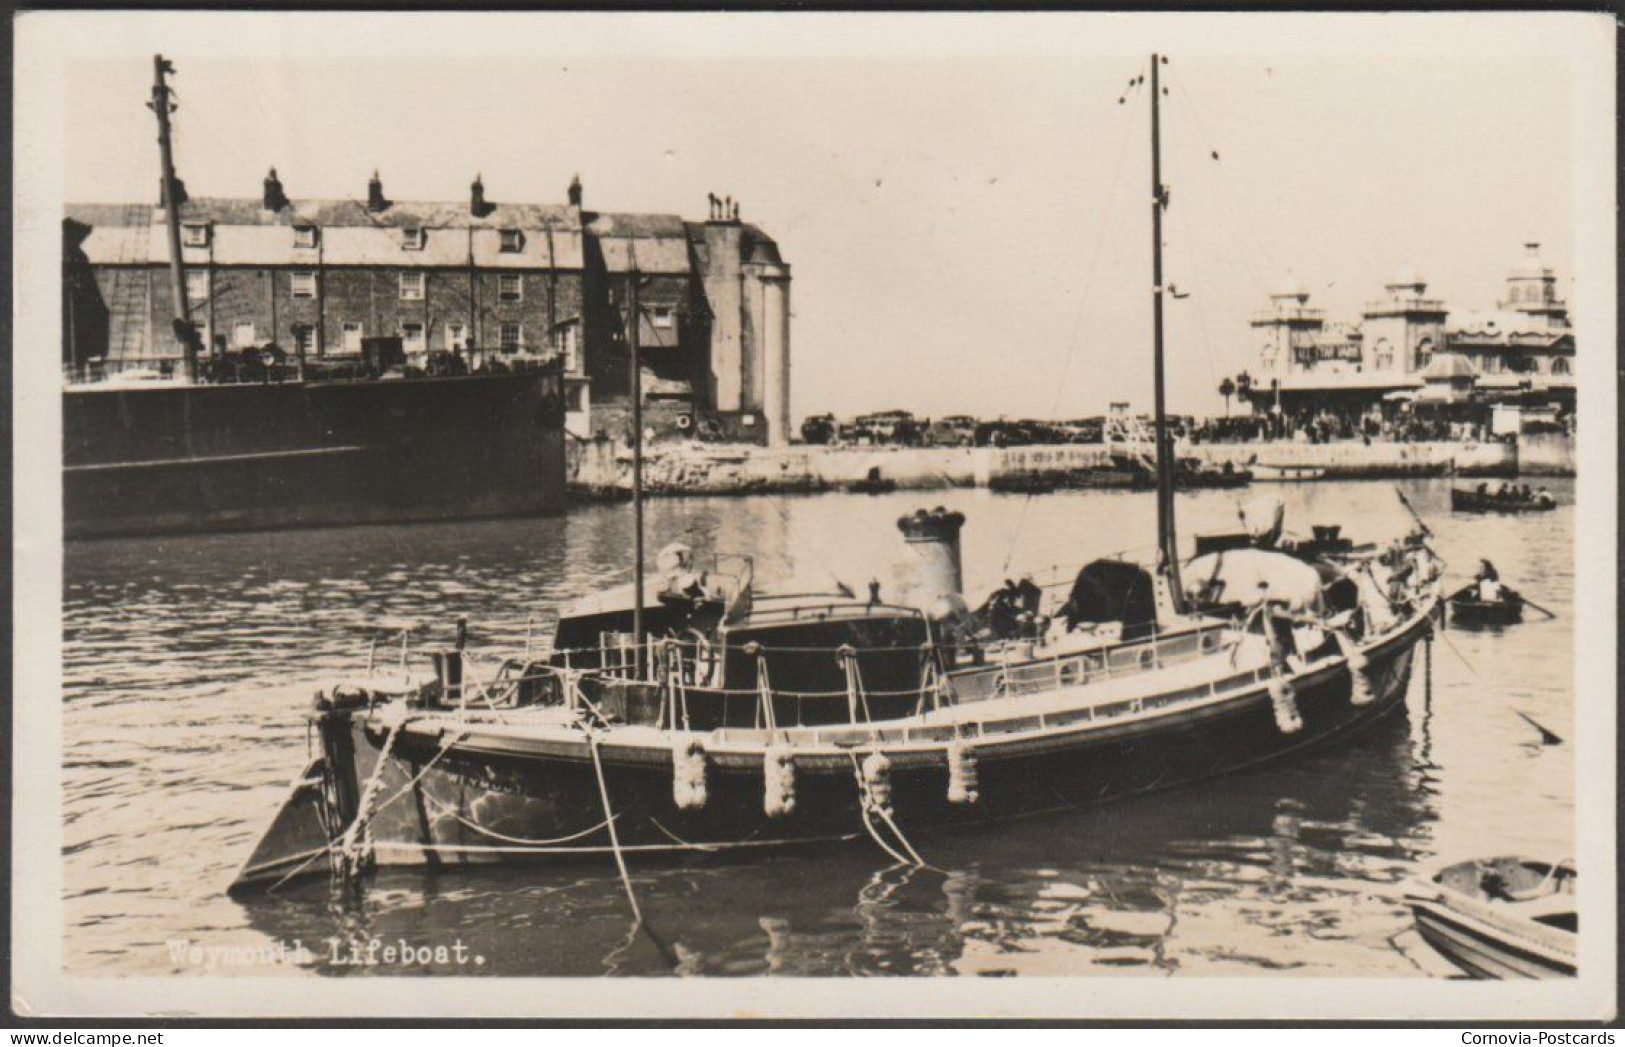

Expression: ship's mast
xmin=627 ymin=240 xmax=645 ymax=670
xmin=149 ymin=55 xmax=197 ymax=382
xmin=1149 ymin=52 xmax=1184 ymax=612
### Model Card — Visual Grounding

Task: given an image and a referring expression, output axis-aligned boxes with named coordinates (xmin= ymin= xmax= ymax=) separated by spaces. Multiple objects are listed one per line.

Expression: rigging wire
xmin=1165 ymin=150 xmax=1223 ymax=396
xmin=1172 ymin=75 xmax=1281 ymax=296
xmin=999 ymin=66 xmax=1147 ymax=576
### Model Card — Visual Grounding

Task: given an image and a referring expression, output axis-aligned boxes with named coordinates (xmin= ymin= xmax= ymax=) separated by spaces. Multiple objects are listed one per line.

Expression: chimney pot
xmin=367 ymin=170 xmax=387 ymax=212
xmin=263 ymin=167 xmax=287 ymax=211
xmin=470 ymin=174 xmax=487 ymax=216
xmin=568 ymin=174 xmax=582 ymax=208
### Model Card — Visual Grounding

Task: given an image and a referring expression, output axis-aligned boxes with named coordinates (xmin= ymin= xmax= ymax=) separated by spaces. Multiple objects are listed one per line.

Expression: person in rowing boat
xmin=1475 ymin=559 xmax=1504 ymax=603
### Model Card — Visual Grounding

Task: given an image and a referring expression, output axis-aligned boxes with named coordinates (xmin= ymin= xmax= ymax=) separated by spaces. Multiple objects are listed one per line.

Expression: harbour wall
xmin=1516 ymin=432 xmax=1577 ymax=476
xmin=567 ymin=436 xmax=1524 ymax=496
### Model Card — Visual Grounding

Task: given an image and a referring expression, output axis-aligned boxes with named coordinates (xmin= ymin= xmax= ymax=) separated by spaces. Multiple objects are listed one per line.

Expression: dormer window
xmin=499 ymin=229 xmax=523 ymax=253
xmin=401 ymin=227 xmax=426 ymax=251
xmin=293 ymin=224 xmax=318 ymax=248
xmin=181 ymin=222 xmax=210 ymax=248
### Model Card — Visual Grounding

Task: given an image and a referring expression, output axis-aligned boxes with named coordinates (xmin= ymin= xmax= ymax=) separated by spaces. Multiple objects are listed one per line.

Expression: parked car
xmin=800 ymin=413 xmax=838 ymax=445
xmin=849 ymin=410 xmax=924 ymax=446
xmin=925 ymin=414 xmax=979 ymax=447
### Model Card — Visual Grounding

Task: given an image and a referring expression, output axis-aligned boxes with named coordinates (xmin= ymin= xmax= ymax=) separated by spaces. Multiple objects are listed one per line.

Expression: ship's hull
xmin=230 ymin=609 xmax=1431 ymax=894
xmin=64 ymin=369 xmax=565 ymax=539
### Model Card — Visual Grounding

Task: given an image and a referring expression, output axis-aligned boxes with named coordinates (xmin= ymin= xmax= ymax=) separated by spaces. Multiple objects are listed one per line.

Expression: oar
xmin=1520 ymin=594 xmax=1560 ymax=620
xmin=1514 ymin=709 xmax=1565 ymax=746
xmin=1394 ymin=487 xmax=1433 ymax=537
xmin=1434 ymin=628 xmax=1563 ymax=745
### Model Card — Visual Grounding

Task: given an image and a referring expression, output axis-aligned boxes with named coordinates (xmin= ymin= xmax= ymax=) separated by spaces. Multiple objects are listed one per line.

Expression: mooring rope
xmin=647 ymin=816 xmax=723 ymax=853
xmin=420 ymin=792 xmax=618 ymax=847
xmin=586 ymin=730 xmax=643 ymax=923
xmin=848 ymin=752 xmax=923 ymax=867
xmin=336 ymin=713 xmax=408 ymax=879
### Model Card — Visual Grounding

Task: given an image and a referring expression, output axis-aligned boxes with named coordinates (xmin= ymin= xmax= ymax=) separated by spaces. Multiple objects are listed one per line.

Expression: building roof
xmin=1387 ymin=264 xmax=1425 ymax=288
xmin=1277 ymin=372 xmax=1423 ymax=392
xmin=66 ymin=196 xmax=591 ymax=269
xmin=586 ymin=212 xmax=692 ymax=275
xmin=1271 ymin=273 xmax=1307 ymax=299
xmin=67 ymin=196 xmax=789 ymax=276
xmin=1422 ymin=352 xmax=1479 ymax=380
xmin=1446 ymin=309 xmax=1569 ymax=346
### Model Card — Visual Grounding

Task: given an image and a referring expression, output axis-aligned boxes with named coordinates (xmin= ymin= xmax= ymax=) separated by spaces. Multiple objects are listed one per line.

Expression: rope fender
xmin=861 ymin=752 xmax=893 ymax=815
xmin=947 ymin=739 xmax=980 ymax=805
xmin=1332 ymin=628 xmax=1375 ymax=707
xmin=763 ymin=745 xmax=796 ymax=818
xmin=672 ymin=736 xmax=709 ymax=811
xmin=1268 ymin=673 xmax=1303 ymax=734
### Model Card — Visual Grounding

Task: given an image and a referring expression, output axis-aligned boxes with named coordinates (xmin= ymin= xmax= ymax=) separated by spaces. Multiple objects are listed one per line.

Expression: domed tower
xmin=1498 ymin=241 xmax=1568 ymax=331
xmin=1250 ymin=273 xmax=1324 ymax=377
xmin=1360 ymin=264 xmax=1446 ymax=374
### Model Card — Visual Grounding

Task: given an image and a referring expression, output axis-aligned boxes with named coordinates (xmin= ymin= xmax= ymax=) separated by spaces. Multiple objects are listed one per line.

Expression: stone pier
xmin=566 ymin=437 xmax=1521 ymax=497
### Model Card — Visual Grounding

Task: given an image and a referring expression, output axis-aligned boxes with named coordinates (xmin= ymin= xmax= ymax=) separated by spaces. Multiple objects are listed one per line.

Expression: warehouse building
xmin=63 ymin=172 xmax=793 ymax=444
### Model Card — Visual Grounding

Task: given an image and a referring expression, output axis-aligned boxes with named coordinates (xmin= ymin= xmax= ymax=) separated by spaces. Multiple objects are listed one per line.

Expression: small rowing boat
xmin=1407 ymin=857 xmax=1576 ymax=979
xmin=1451 ymin=487 xmax=1556 ymax=514
xmin=1448 ymin=585 xmax=1524 ymax=627
xmin=1252 ymin=464 xmax=1326 ymax=483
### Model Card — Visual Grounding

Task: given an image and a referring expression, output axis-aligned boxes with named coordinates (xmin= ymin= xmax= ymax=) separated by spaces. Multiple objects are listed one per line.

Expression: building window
xmin=292 ymin=324 xmax=317 ymax=357
xmin=499 ymin=229 xmax=523 ymax=253
xmin=233 ymin=320 xmax=257 ymax=348
xmin=184 ymin=270 xmax=209 ymax=301
xmin=1414 ymin=337 xmax=1434 ymax=371
xmin=560 ymin=322 xmax=580 ymax=373
xmin=651 ymin=306 xmax=675 ymax=329
xmin=498 ymin=274 xmax=523 ymax=302
xmin=445 ymin=322 xmax=467 ymax=351
xmin=1551 ymin=357 xmax=1570 ymax=376
xmin=293 ymin=224 xmax=318 ymax=248
xmin=500 ymin=323 xmax=523 ymax=353
xmin=290 ymin=271 xmax=317 ymax=299
xmin=181 ymin=223 xmax=210 ymax=248
xmin=401 ymin=323 xmax=426 ymax=356
xmin=400 ymin=272 xmax=425 ymax=301
xmin=341 ymin=322 xmax=364 ymax=353
xmin=401 ymin=227 xmax=426 ymax=251
xmin=569 ymin=384 xmax=588 ymax=413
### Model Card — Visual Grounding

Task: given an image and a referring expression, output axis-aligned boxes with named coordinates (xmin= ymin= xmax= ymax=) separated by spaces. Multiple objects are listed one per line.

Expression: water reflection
xmin=63 ymin=478 xmax=1573 ymax=976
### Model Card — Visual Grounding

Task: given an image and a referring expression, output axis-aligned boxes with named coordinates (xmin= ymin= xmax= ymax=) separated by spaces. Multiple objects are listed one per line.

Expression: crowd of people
xmin=1185 ymin=409 xmax=1499 ymax=446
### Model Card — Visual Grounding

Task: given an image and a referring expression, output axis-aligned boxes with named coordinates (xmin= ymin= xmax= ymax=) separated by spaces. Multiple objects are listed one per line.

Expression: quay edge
xmin=566 ymin=436 xmax=1545 ymax=498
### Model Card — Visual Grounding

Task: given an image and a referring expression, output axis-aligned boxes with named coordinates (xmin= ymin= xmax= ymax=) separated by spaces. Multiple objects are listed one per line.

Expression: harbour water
xmin=62 ymin=477 xmax=1574 ymax=977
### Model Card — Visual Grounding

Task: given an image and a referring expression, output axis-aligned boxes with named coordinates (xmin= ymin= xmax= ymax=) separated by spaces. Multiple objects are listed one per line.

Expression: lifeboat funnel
xmin=896 ymin=507 xmax=968 ymax=620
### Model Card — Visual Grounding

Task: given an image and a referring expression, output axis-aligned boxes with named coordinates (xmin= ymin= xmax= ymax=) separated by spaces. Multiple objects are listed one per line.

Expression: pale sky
xmin=58 ymin=16 xmax=1579 ymax=420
